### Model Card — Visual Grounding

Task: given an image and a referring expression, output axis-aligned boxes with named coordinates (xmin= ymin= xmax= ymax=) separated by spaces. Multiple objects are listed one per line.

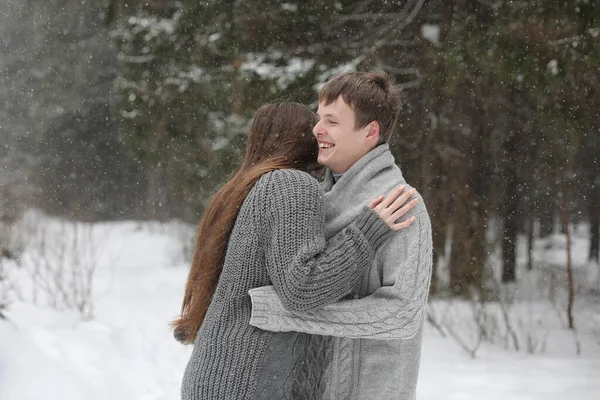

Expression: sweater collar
xmin=322 ymin=143 xmax=396 ymax=193
xmin=321 ymin=143 xmax=406 ymax=237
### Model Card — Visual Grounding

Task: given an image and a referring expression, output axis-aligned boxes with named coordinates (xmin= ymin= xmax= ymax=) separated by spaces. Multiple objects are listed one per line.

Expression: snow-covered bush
xmin=17 ymin=212 xmax=101 ymax=318
xmin=0 ymin=206 xmax=24 ymax=319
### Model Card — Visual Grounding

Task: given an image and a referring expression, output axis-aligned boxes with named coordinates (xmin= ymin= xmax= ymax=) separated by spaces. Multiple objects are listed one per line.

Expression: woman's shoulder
xmin=247 ymin=169 xmax=325 ymax=224
xmin=256 ymin=169 xmax=322 ymax=199
xmin=265 ymin=168 xmax=319 ymax=185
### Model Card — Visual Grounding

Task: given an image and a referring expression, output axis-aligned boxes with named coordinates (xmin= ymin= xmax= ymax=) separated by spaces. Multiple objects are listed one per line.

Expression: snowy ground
xmin=1 ymin=213 xmax=599 ymax=399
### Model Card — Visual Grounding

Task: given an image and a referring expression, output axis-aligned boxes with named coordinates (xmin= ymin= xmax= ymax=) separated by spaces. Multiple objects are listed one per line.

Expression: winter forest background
xmin=1 ymin=0 xmax=599 ymax=399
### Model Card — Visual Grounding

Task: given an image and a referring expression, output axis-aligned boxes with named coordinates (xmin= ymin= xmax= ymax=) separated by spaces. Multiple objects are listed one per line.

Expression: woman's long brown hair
xmin=172 ymin=101 xmax=319 ymax=344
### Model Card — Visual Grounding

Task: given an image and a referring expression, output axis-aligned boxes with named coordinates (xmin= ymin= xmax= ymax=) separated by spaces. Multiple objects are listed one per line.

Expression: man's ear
xmin=366 ymin=121 xmax=380 ymax=141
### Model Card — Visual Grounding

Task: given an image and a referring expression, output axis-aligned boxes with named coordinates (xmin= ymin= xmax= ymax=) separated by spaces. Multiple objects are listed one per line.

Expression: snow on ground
xmin=420 ymin=333 xmax=600 ymax=400
xmin=1 ymin=213 xmax=599 ymax=399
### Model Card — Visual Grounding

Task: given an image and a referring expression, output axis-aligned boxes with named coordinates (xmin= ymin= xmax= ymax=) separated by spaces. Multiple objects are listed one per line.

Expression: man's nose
xmin=313 ymin=120 xmax=325 ymax=136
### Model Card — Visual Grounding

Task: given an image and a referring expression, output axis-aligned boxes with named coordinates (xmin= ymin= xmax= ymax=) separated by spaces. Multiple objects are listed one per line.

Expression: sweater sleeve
xmin=249 ymin=210 xmax=433 ymax=340
xmin=259 ymin=170 xmax=395 ymax=312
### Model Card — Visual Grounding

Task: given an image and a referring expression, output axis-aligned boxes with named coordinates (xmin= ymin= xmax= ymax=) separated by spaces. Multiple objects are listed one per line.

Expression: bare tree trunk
xmin=449 ymin=221 xmax=469 ymax=297
xmin=502 ymin=214 xmax=518 ymax=282
xmin=538 ymin=198 xmax=555 ymax=238
xmin=502 ymin=170 xmax=518 ymax=282
xmin=449 ymin=119 xmax=487 ymax=298
xmin=589 ymin=179 xmax=599 ymax=263
xmin=527 ymin=217 xmax=534 ymax=270
xmin=449 ymin=206 xmax=486 ymax=297
xmin=591 ymin=218 xmax=599 ymax=263
xmin=561 ymin=189 xmax=575 ymax=330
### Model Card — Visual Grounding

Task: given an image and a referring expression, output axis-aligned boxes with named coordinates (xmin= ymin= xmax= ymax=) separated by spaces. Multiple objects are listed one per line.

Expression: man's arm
xmin=249 ymin=211 xmax=432 ymax=340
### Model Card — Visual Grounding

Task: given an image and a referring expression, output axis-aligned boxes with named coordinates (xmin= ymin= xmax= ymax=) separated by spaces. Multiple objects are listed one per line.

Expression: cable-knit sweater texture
xmin=249 ymin=144 xmax=433 ymax=400
xmin=180 ymin=168 xmax=394 ymax=400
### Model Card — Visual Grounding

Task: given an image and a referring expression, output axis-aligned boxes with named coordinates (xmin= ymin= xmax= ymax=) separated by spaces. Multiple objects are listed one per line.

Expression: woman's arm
xmin=261 ymin=169 xmax=400 ymax=312
xmin=250 ymin=210 xmax=433 ymax=340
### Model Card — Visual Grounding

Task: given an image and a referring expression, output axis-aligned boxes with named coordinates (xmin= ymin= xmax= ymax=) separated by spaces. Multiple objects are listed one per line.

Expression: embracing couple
xmin=173 ymin=71 xmax=433 ymax=400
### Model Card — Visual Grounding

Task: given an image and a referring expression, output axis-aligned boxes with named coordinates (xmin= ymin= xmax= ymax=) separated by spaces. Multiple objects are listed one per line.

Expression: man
xmin=248 ymin=71 xmax=433 ymax=400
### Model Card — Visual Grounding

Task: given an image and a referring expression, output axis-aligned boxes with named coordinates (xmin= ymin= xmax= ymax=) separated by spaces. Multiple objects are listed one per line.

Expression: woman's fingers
xmin=377 ymin=185 xmax=406 ymax=210
xmin=389 ymin=188 xmax=416 ymax=214
xmin=391 ymin=216 xmax=415 ymax=231
xmin=371 ymin=185 xmax=419 ymax=231
xmin=368 ymin=194 xmax=385 ymax=209
xmin=391 ymin=197 xmax=419 ymax=221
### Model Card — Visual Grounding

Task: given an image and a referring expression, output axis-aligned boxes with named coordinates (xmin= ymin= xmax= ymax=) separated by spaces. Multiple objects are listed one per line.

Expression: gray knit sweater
xmin=180 ymin=168 xmax=395 ymax=400
xmin=249 ymin=144 xmax=433 ymax=400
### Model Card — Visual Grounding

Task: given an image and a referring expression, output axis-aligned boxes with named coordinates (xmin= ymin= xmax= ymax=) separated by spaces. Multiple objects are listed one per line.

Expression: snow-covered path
xmin=1 ymin=219 xmax=599 ymax=399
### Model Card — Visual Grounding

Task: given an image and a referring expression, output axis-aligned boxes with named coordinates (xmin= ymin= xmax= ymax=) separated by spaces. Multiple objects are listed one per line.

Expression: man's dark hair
xmin=319 ymin=71 xmax=403 ymax=143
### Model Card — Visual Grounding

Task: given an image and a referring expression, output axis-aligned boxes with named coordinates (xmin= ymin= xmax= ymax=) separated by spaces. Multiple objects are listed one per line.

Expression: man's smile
xmin=318 ymin=140 xmax=335 ymax=149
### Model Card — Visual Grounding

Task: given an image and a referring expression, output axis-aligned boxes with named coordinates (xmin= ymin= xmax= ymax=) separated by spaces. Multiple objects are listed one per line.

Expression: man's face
xmin=313 ymin=97 xmax=376 ymax=174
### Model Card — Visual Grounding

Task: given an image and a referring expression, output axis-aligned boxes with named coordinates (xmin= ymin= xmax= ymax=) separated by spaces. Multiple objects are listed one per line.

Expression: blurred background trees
xmin=1 ymin=0 xmax=598 ymax=297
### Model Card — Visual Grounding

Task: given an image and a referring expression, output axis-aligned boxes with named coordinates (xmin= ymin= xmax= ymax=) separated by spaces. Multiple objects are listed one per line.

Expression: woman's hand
xmin=368 ymin=185 xmax=418 ymax=231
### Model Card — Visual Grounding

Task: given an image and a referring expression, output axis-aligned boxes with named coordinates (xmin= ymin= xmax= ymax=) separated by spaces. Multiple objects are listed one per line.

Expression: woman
xmin=173 ymin=101 xmax=415 ymax=399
